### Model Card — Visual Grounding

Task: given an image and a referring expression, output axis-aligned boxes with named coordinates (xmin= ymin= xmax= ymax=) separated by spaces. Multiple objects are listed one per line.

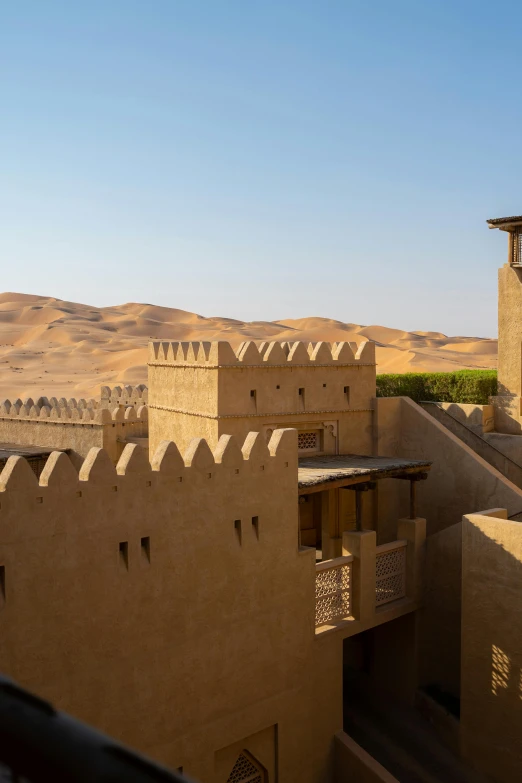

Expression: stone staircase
xmin=420 ymin=402 xmax=522 ymax=491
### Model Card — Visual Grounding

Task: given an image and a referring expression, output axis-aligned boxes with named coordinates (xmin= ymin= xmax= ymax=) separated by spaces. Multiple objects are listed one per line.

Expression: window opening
xmin=297 ymin=431 xmax=319 ymax=451
xmin=226 ymin=751 xmax=265 ymax=783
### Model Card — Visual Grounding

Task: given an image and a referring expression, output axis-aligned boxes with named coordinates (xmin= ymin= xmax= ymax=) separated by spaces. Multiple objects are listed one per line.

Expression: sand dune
xmin=0 ymin=292 xmax=497 ymax=399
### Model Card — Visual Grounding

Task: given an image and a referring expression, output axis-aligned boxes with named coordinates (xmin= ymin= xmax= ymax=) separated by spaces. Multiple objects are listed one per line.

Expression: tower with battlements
xmin=147 ymin=339 xmax=376 ymax=458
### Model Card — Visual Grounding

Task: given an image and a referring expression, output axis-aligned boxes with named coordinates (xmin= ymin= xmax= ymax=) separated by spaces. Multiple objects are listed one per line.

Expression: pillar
xmin=342 ymin=529 xmax=376 ymax=623
xmin=321 ymin=489 xmax=342 ymax=560
xmin=397 ymin=517 xmax=426 ymax=602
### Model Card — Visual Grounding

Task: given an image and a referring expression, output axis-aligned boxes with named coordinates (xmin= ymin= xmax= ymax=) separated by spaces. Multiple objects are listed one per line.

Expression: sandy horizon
xmin=0 ymin=291 xmax=497 ymax=401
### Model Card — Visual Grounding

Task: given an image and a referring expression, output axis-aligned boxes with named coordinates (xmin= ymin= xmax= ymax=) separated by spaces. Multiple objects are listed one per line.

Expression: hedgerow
xmin=375 ymin=370 xmax=497 ymax=405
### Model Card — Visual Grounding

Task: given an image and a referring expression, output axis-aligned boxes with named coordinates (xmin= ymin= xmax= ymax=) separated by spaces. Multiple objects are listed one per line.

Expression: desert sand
xmin=0 ymin=292 xmax=497 ymax=400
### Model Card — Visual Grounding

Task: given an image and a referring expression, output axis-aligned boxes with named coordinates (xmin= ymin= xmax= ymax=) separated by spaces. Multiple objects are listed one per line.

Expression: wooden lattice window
xmin=226 ymin=751 xmax=265 ymax=783
xmin=512 ymin=230 xmax=522 ymax=266
xmin=297 ymin=431 xmax=319 ymax=451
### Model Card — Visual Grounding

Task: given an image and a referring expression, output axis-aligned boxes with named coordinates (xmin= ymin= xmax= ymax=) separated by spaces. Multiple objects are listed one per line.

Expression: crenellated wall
xmin=0 ymin=430 xmax=341 ymax=783
xmin=148 ymin=339 xmax=376 ymax=456
xmin=0 ymin=395 xmax=148 ymax=467
xmin=99 ymin=384 xmax=148 ymax=409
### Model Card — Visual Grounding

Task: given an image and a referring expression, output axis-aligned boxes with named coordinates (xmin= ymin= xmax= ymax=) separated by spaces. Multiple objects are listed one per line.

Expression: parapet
xmin=0 ymin=429 xmax=297 ymax=492
xmin=0 ymin=396 xmax=148 ymax=425
xmin=148 ymin=340 xmax=375 ymax=367
xmin=99 ymin=384 xmax=148 ymax=408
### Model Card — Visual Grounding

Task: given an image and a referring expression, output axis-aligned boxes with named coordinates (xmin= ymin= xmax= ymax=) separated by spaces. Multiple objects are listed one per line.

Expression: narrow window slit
xmin=141 ymin=536 xmax=150 ymax=563
xmin=119 ymin=541 xmax=129 ymax=570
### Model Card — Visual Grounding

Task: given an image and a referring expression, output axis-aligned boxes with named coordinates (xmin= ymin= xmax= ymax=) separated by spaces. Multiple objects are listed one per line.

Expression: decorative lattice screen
xmin=226 ymin=752 xmax=264 ymax=783
xmin=315 ymin=560 xmax=352 ymax=626
xmin=297 ymin=431 xmax=319 ymax=451
xmin=375 ymin=546 xmax=406 ymax=606
xmin=516 ymin=231 xmax=522 ymax=265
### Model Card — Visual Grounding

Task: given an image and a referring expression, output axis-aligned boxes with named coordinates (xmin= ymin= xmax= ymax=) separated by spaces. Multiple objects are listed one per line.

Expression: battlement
xmin=0 ymin=397 xmax=148 ymax=425
xmin=99 ymin=384 xmax=148 ymax=408
xmin=148 ymin=340 xmax=375 ymax=367
xmin=0 ymin=428 xmax=296 ymax=493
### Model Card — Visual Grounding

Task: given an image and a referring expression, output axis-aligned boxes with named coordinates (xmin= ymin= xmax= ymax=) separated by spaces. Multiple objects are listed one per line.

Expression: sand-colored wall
xmin=420 ymin=403 xmax=522 ymax=491
xmin=436 ymin=403 xmax=494 ymax=434
xmin=375 ymin=397 xmax=522 ymax=537
xmin=461 ymin=510 xmax=522 ymax=783
xmin=0 ymin=416 xmax=104 ymax=468
xmin=489 ymin=263 xmax=522 ymax=434
xmin=498 ymin=263 xmax=522 ymax=397
xmin=100 ymin=384 xmax=148 ymax=409
xmin=483 ymin=432 xmax=522 ymax=467
xmin=0 ymin=404 xmax=148 ymax=467
xmin=0 ymin=430 xmax=342 ymax=783
xmin=374 ymin=397 xmax=522 ymax=705
xmin=418 ymin=522 xmax=462 ymax=698
xmin=148 ymin=340 xmax=376 ymax=457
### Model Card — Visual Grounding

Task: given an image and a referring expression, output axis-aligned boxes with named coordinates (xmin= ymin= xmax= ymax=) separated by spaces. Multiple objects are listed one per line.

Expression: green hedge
xmin=376 ymin=370 xmax=497 ymax=405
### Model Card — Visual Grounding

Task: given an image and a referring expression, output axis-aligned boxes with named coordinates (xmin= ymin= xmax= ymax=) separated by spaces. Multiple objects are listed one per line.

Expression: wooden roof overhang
xmin=298 ymin=454 xmax=431 ymax=495
xmin=487 ymin=215 xmax=522 ymax=232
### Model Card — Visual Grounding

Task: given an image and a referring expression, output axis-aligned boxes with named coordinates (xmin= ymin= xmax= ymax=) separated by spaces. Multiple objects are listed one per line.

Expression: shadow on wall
xmin=376 ymin=397 xmax=522 ymax=537
xmin=461 ymin=511 xmax=522 ymax=783
xmin=418 ymin=521 xmax=462 ymax=704
xmin=490 ymin=394 xmax=522 ymax=435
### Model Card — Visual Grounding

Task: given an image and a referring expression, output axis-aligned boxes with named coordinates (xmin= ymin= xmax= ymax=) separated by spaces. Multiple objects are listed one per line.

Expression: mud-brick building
xmin=4 ymin=217 xmax=522 ymax=781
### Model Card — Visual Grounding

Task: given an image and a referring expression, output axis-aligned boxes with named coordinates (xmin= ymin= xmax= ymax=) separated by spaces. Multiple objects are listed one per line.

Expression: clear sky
xmin=1 ymin=1 xmax=520 ymax=336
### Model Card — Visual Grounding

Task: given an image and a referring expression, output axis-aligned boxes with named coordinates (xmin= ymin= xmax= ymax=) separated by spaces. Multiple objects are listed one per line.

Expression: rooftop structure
xmin=2 ymin=293 xmax=522 ymax=783
xmin=487 ymin=214 xmax=522 ymax=229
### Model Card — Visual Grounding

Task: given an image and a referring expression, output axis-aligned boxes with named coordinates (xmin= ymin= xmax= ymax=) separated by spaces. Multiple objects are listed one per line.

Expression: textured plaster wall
xmin=0 ymin=430 xmax=342 ymax=783
xmin=498 ymin=263 xmax=522 ymax=397
xmin=0 ymin=418 xmax=104 ymax=468
xmin=483 ymin=432 xmax=522 ymax=468
xmin=437 ymin=403 xmax=494 ymax=434
xmin=375 ymin=397 xmax=522 ymax=706
xmin=461 ymin=511 xmax=522 ymax=783
xmin=420 ymin=404 xmax=522 ymax=491
xmin=148 ymin=341 xmax=376 ymax=457
xmin=418 ymin=522 xmax=462 ymax=698
xmin=375 ymin=397 xmax=522 ymax=536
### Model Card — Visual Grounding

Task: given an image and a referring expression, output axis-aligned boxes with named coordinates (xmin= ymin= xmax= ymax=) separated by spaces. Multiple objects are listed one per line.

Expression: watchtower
xmin=147 ymin=339 xmax=376 ymax=457
xmin=488 ymin=214 xmax=522 ymax=432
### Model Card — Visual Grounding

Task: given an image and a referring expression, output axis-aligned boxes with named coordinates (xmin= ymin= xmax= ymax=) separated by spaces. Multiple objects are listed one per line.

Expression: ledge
xmin=315 ymin=597 xmax=418 ymax=639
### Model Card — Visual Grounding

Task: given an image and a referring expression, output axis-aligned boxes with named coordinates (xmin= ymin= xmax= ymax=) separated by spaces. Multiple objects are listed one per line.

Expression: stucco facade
xmin=0 ymin=429 xmax=425 ymax=782
xmin=0 ymin=388 xmax=148 ymax=468
xmin=147 ymin=339 xmax=376 ymax=458
xmin=3 ymin=280 xmax=522 ymax=782
xmin=0 ymin=338 xmax=433 ymax=783
xmin=461 ymin=509 xmax=522 ymax=783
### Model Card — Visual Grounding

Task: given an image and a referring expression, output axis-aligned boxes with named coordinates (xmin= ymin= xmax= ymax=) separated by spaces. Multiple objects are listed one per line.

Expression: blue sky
xmin=0 ymin=1 xmax=519 ymax=336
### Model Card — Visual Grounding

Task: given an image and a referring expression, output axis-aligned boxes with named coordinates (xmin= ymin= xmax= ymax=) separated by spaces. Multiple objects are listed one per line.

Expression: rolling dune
xmin=0 ymin=292 xmax=497 ymax=399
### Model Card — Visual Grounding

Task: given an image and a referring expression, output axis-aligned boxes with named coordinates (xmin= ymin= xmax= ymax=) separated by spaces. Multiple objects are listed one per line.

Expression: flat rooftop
xmin=298 ymin=454 xmax=431 ymax=494
xmin=0 ymin=443 xmax=64 ymax=462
